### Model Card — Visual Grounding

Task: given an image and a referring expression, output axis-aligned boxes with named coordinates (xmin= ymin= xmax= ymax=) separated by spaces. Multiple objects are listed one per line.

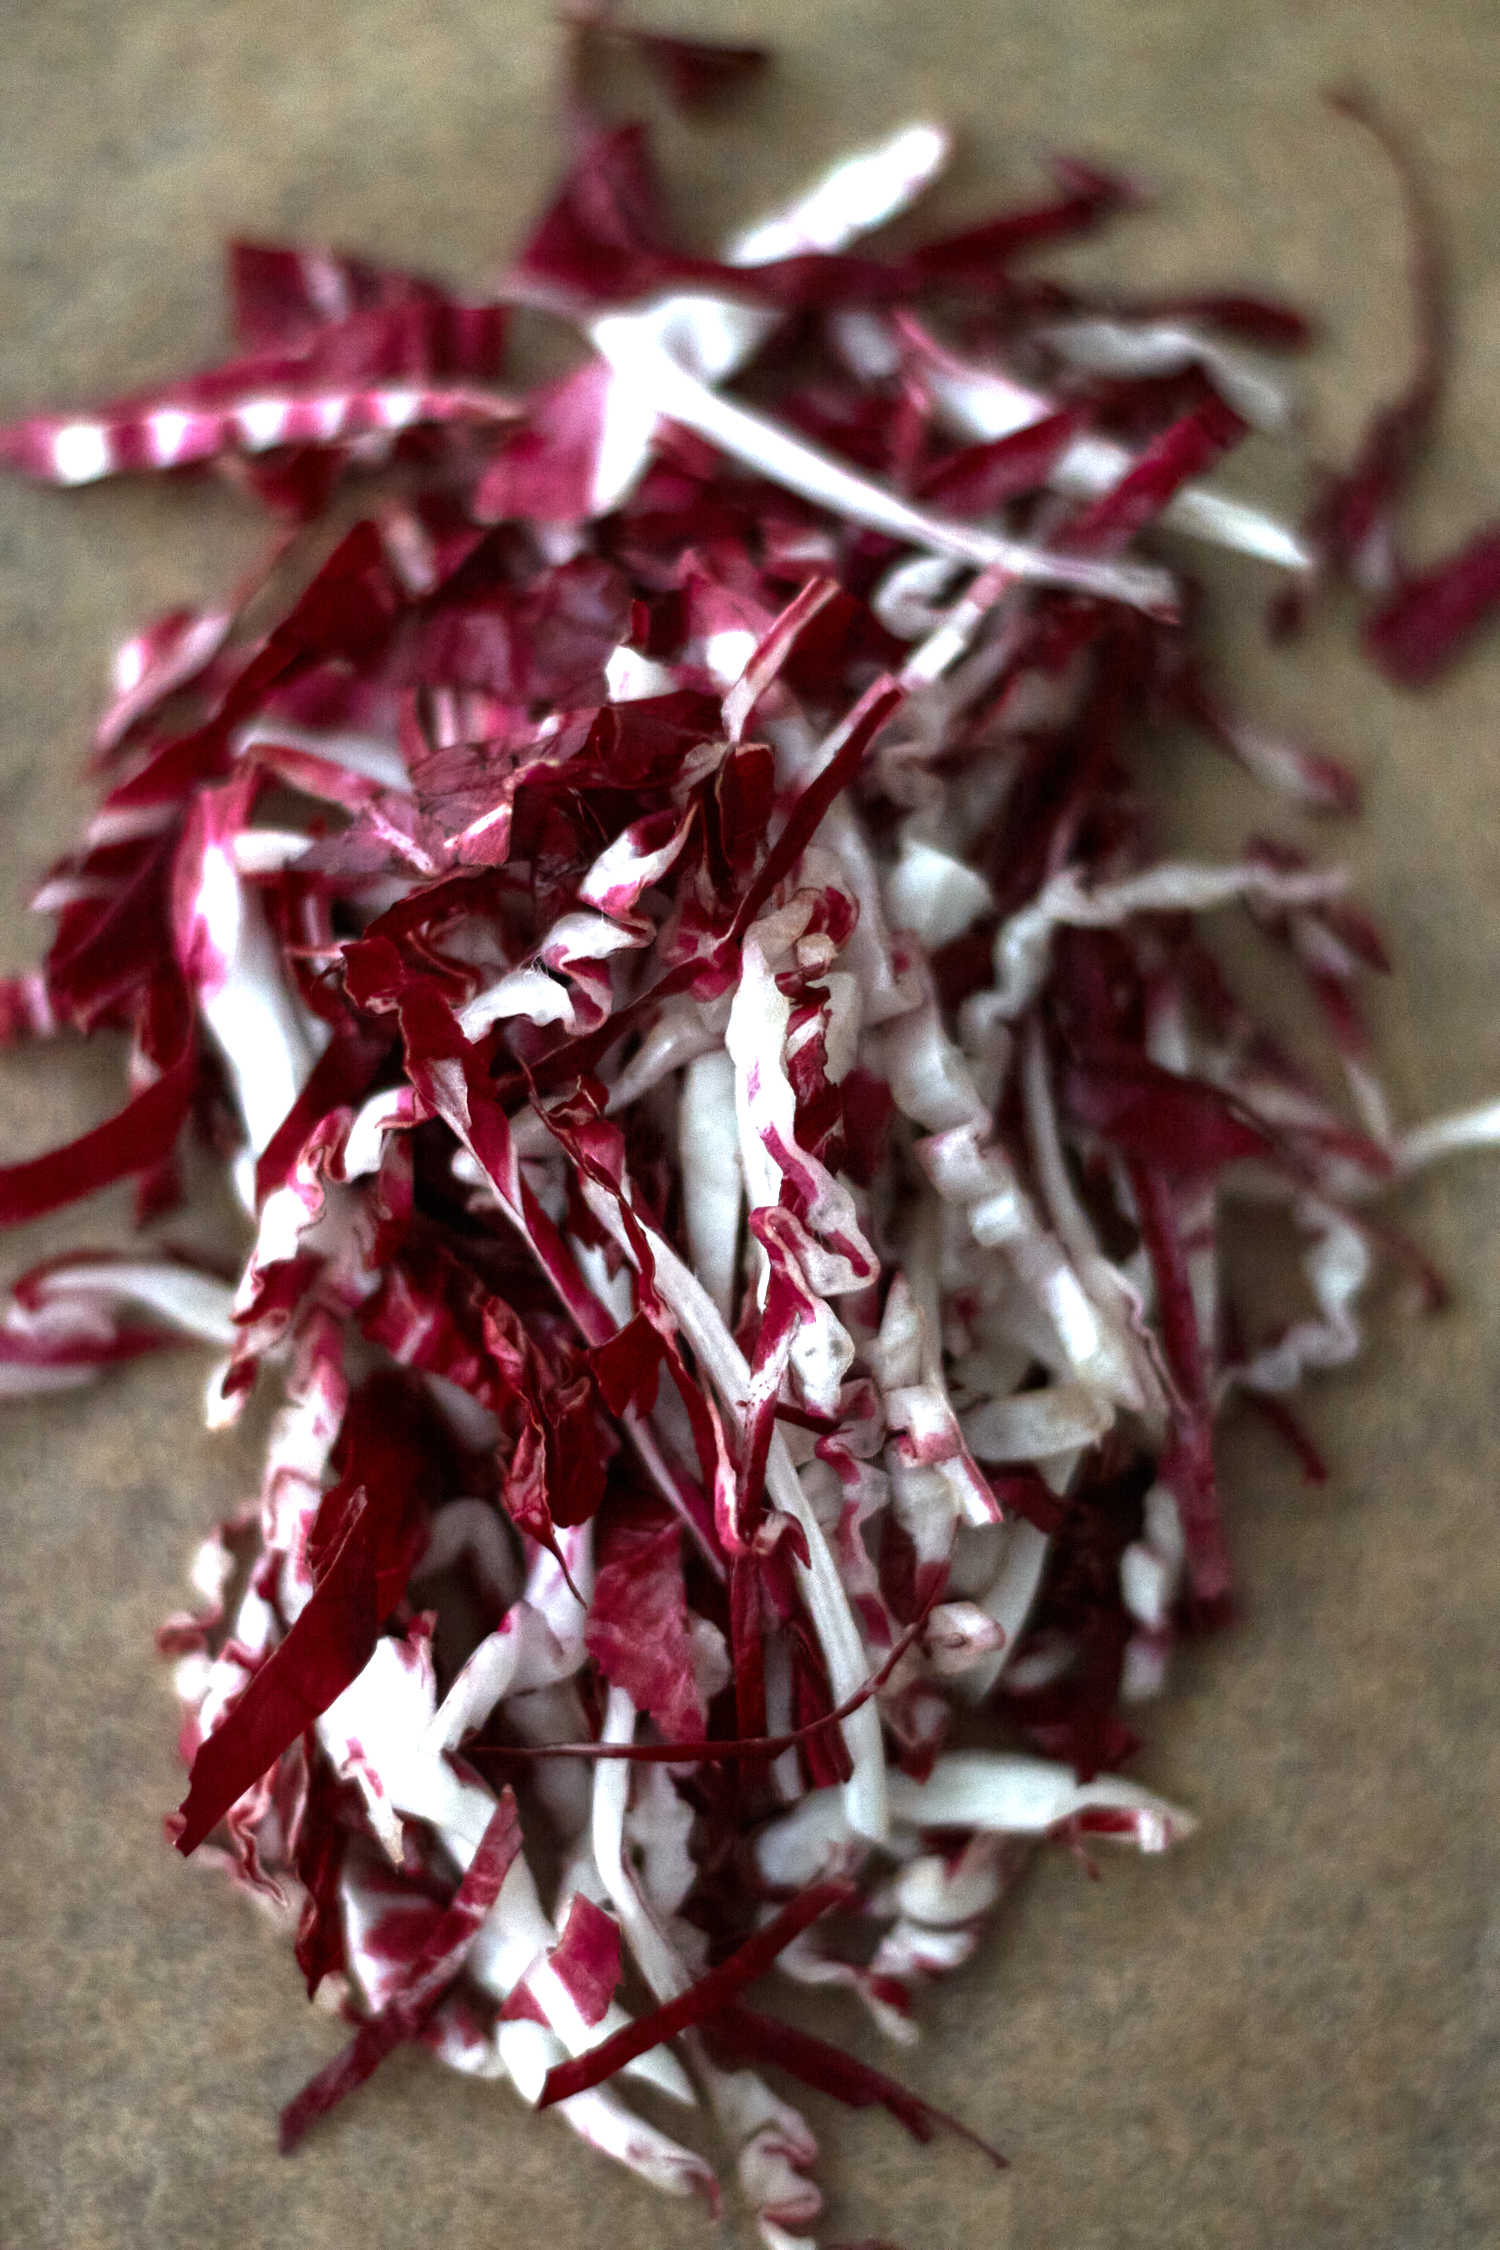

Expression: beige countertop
xmin=1 ymin=4 xmax=1498 ymax=2245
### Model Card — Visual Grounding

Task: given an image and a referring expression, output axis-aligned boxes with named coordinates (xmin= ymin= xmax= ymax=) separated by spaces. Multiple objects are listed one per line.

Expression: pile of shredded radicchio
xmin=4 ymin=27 xmax=1500 ymax=2246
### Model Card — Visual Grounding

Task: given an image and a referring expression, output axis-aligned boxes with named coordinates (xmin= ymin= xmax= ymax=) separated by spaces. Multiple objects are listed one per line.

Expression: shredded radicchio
xmin=1275 ymin=89 xmax=1500 ymax=684
xmin=3 ymin=23 xmax=1499 ymax=2246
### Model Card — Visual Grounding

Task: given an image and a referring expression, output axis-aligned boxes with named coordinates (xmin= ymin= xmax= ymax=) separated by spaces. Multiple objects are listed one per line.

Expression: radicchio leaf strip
xmin=536 ymin=1879 xmax=854 ymax=2107
xmin=279 ymin=1788 xmax=523 ymax=2149
xmin=174 ymin=1490 xmax=381 ymax=1857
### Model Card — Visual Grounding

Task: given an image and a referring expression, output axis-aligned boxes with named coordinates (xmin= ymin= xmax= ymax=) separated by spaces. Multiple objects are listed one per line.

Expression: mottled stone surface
xmin=1 ymin=5 xmax=1498 ymax=2246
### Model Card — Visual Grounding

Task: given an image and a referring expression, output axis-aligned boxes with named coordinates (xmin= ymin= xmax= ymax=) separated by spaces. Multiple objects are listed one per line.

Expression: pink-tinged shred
xmin=280 ymin=1788 xmax=524 ymax=2149
xmin=537 ymin=1880 xmax=856 ymax=2106
xmin=0 ymin=383 xmax=518 ymax=489
xmin=707 ymin=2001 xmax=1005 ymax=2163
xmin=173 ymin=1488 xmax=384 ymax=1856
xmin=500 ymin=1890 xmax=623 ymax=2028
xmin=0 ymin=19 xmax=1495 ymax=2246
xmin=1300 ymin=89 xmax=1445 ymax=600
xmin=585 ymin=1503 xmax=709 ymax=1739
xmin=1064 ymin=393 xmax=1248 ymax=557
xmin=1363 ymin=527 xmax=1500 ymax=686
xmin=1278 ymin=88 xmax=1500 ymax=683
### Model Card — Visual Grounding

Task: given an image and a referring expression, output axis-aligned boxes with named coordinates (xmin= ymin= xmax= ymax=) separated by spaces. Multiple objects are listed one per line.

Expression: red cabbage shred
xmin=3 ymin=23 xmax=1498 ymax=2246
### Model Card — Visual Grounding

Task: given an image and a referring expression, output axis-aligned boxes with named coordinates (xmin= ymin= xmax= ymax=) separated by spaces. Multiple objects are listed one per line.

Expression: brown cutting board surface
xmin=2 ymin=5 xmax=1499 ymax=2246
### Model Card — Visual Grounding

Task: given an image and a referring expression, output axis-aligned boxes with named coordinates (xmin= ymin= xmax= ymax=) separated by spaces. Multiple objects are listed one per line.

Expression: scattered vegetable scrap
xmin=2 ymin=19 xmax=1498 ymax=2245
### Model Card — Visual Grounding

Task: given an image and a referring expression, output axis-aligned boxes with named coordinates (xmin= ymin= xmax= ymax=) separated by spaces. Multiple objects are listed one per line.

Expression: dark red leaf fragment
xmin=174 ymin=1491 xmax=382 ymax=1858
xmin=280 ymin=1789 xmax=522 ymax=2149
